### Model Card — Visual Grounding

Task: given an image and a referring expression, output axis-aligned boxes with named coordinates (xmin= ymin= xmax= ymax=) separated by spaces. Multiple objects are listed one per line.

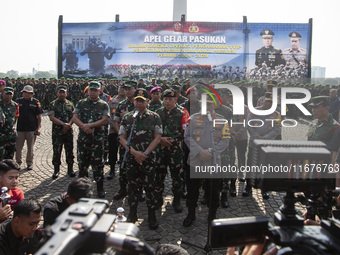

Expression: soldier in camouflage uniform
xmin=119 ymin=88 xmax=162 ymax=229
xmin=113 ymin=81 xmax=136 ymax=200
xmin=172 ymin=85 xmax=188 ymax=106
xmin=148 ymin=86 xmax=163 ymax=112
xmin=33 ymin=78 xmax=46 ymax=109
xmin=307 ymin=96 xmax=339 ymax=144
xmin=73 ymin=82 xmax=109 ymax=198
xmin=156 ymin=89 xmax=189 ymax=213
xmin=0 ymin=87 xmax=18 ymax=160
xmin=47 ymin=86 xmax=76 ymax=179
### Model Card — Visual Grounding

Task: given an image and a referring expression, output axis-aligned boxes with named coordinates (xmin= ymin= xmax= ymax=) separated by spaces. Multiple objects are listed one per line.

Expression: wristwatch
xmin=144 ymin=150 xmax=149 ymax=156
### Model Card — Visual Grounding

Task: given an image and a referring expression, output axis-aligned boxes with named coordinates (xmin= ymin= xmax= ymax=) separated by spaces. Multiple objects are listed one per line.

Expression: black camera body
xmin=36 ymin=198 xmax=152 ymax=255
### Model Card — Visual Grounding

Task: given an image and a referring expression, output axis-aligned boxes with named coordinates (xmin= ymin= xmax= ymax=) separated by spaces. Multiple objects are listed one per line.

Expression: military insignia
xmin=112 ymin=109 xmax=116 ymax=113
xmin=173 ymin=22 xmax=182 ymax=32
xmin=170 ymin=92 xmax=174 ymax=96
xmin=196 ymin=136 xmax=201 ymax=142
xmin=265 ymin=30 xmax=269 ymax=35
xmin=189 ymin=23 xmax=199 ymax=33
xmin=292 ymin=32 xmax=296 ymax=37
xmin=139 ymin=90 xmax=143 ymax=94
xmin=37 ymin=102 xmax=41 ymax=107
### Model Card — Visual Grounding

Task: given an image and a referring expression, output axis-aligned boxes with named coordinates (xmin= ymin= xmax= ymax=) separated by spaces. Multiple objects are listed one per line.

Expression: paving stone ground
xmin=17 ymin=114 xmax=310 ymax=254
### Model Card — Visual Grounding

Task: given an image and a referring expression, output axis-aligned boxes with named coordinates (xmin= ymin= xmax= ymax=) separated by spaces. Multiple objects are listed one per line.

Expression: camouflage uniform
xmin=0 ymin=95 xmax=18 ymax=160
xmin=307 ymin=114 xmax=339 ymax=144
xmin=114 ymin=98 xmax=135 ymax=191
xmin=119 ymin=109 xmax=163 ymax=209
xmin=47 ymin=98 xmax=74 ymax=166
xmin=156 ymin=104 xmax=189 ymax=200
xmin=148 ymin=100 xmax=163 ymax=112
xmin=74 ymin=97 xmax=109 ymax=182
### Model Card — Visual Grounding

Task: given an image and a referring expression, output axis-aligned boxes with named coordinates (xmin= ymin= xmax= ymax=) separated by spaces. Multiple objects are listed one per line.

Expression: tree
xmin=6 ymin=70 xmax=19 ymax=78
xmin=35 ymin=71 xmax=52 ymax=79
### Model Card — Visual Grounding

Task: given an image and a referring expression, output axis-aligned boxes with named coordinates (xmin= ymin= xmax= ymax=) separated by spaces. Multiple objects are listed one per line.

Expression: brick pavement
xmin=17 ymin=115 xmax=310 ymax=254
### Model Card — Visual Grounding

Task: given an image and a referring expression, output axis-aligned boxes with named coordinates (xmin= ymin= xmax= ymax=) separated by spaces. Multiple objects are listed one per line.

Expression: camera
xmin=208 ymin=140 xmax=340 ymax=254
xmin=36 ymin=198 xmax=154 ymax=255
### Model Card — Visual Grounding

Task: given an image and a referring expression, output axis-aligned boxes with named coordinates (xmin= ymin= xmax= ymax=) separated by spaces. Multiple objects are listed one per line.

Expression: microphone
xmin=106 ymin=232 xmax=154 ymax=255
xmin=207 ymin=111 xmax=212 ymax=122
xmin=132 ymin=109 xmax=140 ymax=119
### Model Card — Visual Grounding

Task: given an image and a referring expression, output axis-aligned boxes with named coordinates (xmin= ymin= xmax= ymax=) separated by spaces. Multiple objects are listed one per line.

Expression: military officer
xmin=283 ymin=32 xmax=308 ymax=69
xmin=0 ymin=87 xmax=18 ymax=161
xmin=119 ymin=88 xmax=162 ymax=229
xmin=113 ymin=80 xmax=137 ymax=200
xmin=156 ymin=89 xmax=189 ymax=213
xmin=47 ymin=86 xmax=76 ymax=179
xmin=72 ymin=81 xmax=109 ymax=198
xmin=148 ymin=86 xmax=163 ymax=112
xmin=255 ymin=29 xmax=286 ymax=69
xmin=183 ymin=95 xmax=230 ymax=227
xmin=307 ymin=96 xmax=339 ymax=144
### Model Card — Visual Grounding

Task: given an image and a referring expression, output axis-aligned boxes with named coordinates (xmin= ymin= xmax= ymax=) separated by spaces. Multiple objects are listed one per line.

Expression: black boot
xmin=229 ymin=179 xmax=237 ymax=197
xmin=242 ymin=185 xmax=252 ymax=197
xmin=221 ymin=192 xmax=230 ymax=208
xmin=262 ymin=191 xmax=270 ymax=200
xmin=107 ymin=165 xmax=115 ymax=180
xmin=173 ymin=195 xmax=183 ymax=213
xmin=183 ymin=207 xmax=196 ymax=227
xmin=52 ymin=165 xmax=60 ymax=179
xmin=114 ymin=187 xmax=127 ymax=200
xmin=97 ymin=181 xmax=105 ymax=198
xmin=127 ymin=205 xmax=138 ymax=223
xmin=148 ymin=207 xmax=158 ymax=230
xmin=68 ymin=164 xmax=76 ymax=177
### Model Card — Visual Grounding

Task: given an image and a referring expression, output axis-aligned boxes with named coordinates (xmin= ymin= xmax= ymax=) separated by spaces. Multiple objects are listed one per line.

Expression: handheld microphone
xmin=132 ymin=109 xmax=140 ymax=119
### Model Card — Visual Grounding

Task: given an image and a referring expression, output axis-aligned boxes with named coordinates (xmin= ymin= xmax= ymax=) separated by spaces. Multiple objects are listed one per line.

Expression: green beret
xmin=88 ymin=81 xmax=101 ymax=90
xmin=124 ymin=80 xmax=137 ymax=88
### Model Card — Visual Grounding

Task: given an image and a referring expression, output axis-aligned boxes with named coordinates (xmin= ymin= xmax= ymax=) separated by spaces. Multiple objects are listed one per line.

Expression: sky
xmin=0 ymin=0 xmax=339 ymax=77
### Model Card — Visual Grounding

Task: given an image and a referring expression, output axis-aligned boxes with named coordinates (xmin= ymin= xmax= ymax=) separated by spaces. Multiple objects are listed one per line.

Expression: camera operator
xmin=0 ymin=198 xmax=42 ymax=255
xmin=0 ymin=159 xmax=24 ymax=222
xmin=43 ymin=177 xmax=93 ymax=227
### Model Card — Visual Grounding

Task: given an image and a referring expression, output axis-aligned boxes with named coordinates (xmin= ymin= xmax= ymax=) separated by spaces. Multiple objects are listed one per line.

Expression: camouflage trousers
xmin=118 ymin=145 xmax=127 ymax=188
xmin=52 ymin=131 xmax=74 ymax=166
xmin=77 ymin=140 xmax=104 ymax=182
xmin=156 ymin=145 xmax=184 ymax=197
xmin=126 ymin=155 xmax=158 ymax=209
xmin=0 ymin=138 xmax=16 ymax=161
xmin=220 ymin=136 xmax=237 ymax=193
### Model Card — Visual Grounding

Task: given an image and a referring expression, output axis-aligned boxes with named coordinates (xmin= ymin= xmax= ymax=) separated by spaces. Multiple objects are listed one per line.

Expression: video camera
xmin=209 ymin=140 xmax=340 ymax=254
xmin=36 ymin=198 xmax=154 ymax=255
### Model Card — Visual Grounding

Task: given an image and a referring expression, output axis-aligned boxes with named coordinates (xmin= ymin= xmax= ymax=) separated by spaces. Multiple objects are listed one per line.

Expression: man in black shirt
xmin=43 ymin=177 xmax=93 ymax=227
xmin=15 ymin=85 xmax=42 ymax=170
xmin=0 ymin=199 xmax=42 ymax=255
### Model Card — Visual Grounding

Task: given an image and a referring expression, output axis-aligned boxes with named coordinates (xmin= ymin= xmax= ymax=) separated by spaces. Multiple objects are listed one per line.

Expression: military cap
xmin=289 ymin=31 xmax=302 ymax=39
xmin=185 ymin=86 xmax=198 ymax=96
xmin=264 ymin=92 xmax=273 ymax=101
xmin=89 ymin=81 xmax=101 ymax=90
xmin=309 ymin=96 xmax=330 ymax=106
xmin=57 ymin=85 xmax=67 ymax=92
xmin=162 ymin=89 xmax=177 ymax=98
xmin=267 ymin=80 xmax=277 ymax=87
xmin=260 ymin=29 xmax=274 ymax=39
xmin=134 ymin=88 xmax=148 ymax=101
xmin=172 ymin=84 xmax=181 ymax=90
xmin=21 ymin=85 xmax=34 ymax=94
xmin=150 ymin=86 xmax=162 ymax=94
xmin=184 ymin=78 xmax=190 ymax=82
xmin=152 ymin=78 xmax=156 ymax=80
xmin=139 ymin=78 xmax=143 ymax=81
xmin=61 ymin=77 xmax=65 ymax=80
xmin=4 ymin=87 xmax=14 ymax=94
xmin=145 ymin=84 xmax=154 ymax=91
xmin=0 ymin=80 xmax=6 ymax=85
xmin=124 ymin=80 xmax=137 ymax=88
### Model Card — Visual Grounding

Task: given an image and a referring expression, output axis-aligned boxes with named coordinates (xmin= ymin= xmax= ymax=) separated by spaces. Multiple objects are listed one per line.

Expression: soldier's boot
xmin=221 ymin=192 xmax=230 ymax=208
xmin=52 ymin=165 xmax=60 ymax=179
xmin=67 ymin=164 xmax=76 ymax=177
xmin=242 ymin=183 xmax=252 ymax=197
xmin=183 ymin=207 xmax=196 ymax=227
xmin=114 ymin=186 xmax=127 ymax=200
xmin=127 ymin=205 xmax=138 ymax=223
xmin=148 ymin=207 xmax=158 ymax=230
xmin=97 ymin=181 xmax=105 ymax=198
xmin=208 ymin=207 xmax=218 ymax=222
xmin=229 ymin=179 xmax=237 ymax=197
xmin=107 ymin=164 xmax=115 ymax=180
xmin=172 ymin=195 xmax=183 ymax=213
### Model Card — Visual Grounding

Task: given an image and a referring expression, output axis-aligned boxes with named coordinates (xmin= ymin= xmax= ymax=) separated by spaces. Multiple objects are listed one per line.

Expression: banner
xmin=61 ymin=21 xmax=311 ymax=82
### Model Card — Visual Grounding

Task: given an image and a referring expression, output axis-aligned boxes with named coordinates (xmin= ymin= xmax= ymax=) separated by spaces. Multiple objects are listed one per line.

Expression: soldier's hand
xmin=199 ymin=150 xmax=212 ymax=161
xmin=62 ymin=123 xmax=72 ymax=133
xmin=0 ymin=204 xmax=12 ymax=221
xmin=160 ymin=137 xmax=172 ymax=147
xmin=82 ymin=124 xmax=92 ymax=133
xmin=132 ymin=150 xmax=147 ymax=164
